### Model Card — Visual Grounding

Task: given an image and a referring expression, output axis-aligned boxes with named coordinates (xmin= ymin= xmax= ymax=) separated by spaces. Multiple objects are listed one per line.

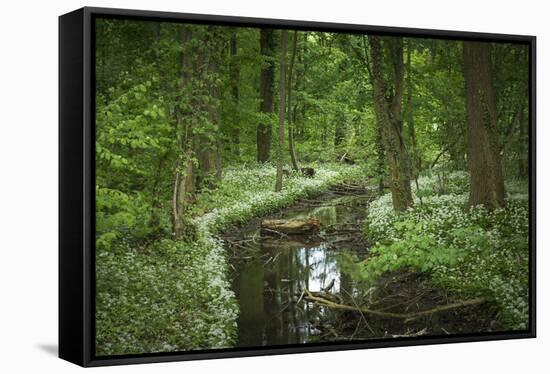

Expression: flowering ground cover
xmin=355 ymin=171 xmax=529 ymax=330
xmin=95 ymin=163 xmax=364 ymax=355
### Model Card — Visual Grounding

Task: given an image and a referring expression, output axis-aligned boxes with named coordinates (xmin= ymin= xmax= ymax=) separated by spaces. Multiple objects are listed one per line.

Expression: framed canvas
xmin=59 ymin=6 xmax=536 ymax=367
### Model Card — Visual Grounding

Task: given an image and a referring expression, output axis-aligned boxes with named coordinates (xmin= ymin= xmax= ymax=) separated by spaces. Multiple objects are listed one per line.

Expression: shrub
xmin=359 ymin=173 xmax=529 ymax=330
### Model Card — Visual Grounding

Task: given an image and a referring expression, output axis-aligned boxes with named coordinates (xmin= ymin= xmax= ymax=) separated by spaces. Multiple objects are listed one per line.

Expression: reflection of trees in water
xmin=236 ymin=257 xmax=265 ymax=345
xmin=235 ymin=239 xmax=353 ymax=347
xmin=233 ymin=195 xmax=366 ymax=347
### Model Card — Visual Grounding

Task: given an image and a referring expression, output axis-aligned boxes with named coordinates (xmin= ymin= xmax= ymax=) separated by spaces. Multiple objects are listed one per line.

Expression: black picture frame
xmin=59 ymin=6 xmax=537 ymax=367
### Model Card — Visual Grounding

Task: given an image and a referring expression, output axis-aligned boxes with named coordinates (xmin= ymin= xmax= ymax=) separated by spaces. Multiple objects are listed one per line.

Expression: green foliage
xmin=356 ymin=173 xmax=529 ymax=330
xmin=93 ymin=17 xmax=530 ymax=353
xmin=96 ymin=238 xmax=238 ymax=355
xmin=194 ymin=163 xmax=365 ymax=233
xmin=95 ymin=163 xmax=363 ymax=355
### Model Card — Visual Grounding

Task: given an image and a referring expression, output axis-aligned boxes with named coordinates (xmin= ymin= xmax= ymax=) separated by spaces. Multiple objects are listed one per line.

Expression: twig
xmin=342 ymin=288 xmax=374 ymax=334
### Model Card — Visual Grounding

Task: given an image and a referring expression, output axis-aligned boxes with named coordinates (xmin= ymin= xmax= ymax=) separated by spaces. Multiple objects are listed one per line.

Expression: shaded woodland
xmin=95 ymin=19 xmax=530 ymax=356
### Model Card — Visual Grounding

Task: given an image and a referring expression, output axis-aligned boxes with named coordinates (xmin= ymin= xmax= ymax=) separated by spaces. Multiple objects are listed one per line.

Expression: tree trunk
xmin=334 ymin=111 xmax=346 ymax=147
xmin=257 ymin=29 xmax=275 ymax=162
xmin=172 ymin=149 xmax=195 ymax=238
xmin=369 ymin=36 xmax=413 ymax=211
xmin=275 ymin=30 xmax=287 ymax=192
xmin=287 ymin=31 xmax=300 ymax=172
xmin=148 ymin=154 xmax=166 ymax=231
xmin=172 ymin=26 xmax=195 ymax=238
xmin=375 ymin=122 xmax=386 ymax=194
xmin=196 ymin=28 xmax=223 ymax=190
xmin=406 ymin=43 xmax=419 ymax=178
xmin=229 ymin=31 xmax=241 ymax=156
xmin=463 ymin=41 xmax=506 ymax=209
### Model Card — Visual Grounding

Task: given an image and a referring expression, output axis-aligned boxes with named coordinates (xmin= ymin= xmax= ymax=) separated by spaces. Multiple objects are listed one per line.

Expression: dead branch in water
xmin=260 ymin=227 xmax=290 ymax=238
xmin=302 ymin=289 xmax=487 ymax=321
xmin=261 ymin=217 xmax=320 ymax=235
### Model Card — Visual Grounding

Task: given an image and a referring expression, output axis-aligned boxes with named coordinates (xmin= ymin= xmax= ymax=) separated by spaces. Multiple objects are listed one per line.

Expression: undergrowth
xmin=96 ymin=163 xmax=364 ymax=355
xmin=351 ymin=171 xmax=529 ymax=330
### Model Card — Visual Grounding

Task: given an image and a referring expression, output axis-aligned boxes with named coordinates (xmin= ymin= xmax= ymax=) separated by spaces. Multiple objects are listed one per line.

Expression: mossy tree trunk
xmin=172 ymin=26 xmax=195 ymax=238
xmin=369 ymin=36 xmax=413 ymax=211
xmin=463 ymin=41 xmax=506 ymax=209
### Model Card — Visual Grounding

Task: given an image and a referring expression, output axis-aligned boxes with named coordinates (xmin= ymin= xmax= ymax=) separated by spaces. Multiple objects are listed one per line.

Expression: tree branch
xmin=303 ymin=289 xmax=487 ymax=321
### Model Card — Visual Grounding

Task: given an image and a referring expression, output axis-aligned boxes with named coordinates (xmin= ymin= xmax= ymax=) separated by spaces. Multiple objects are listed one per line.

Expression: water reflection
xmin=234 ymin=243 xmax=343 ymax=347
xmin=230 ymin=194 xmax=368 ymax=348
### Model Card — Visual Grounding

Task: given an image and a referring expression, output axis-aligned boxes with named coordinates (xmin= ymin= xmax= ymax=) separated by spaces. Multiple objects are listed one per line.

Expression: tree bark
xmin=196 ymin=27 xmax=223 ymax=190
xmin=375 ymin=123 xmax=386 ymax=194
xmin=406 ymin=42 xmax=419 ymax=177
xmin=287 ymin=31 xmax=300 ymax=172
xmin=257 ymin=29 xmax=275 ymax=162
xmin=172 ymin=26 xmax=195 ymax=238
xmin=229 ymin=31 xmax=241 ymax=156
xmin=369 ymin=36 xmax=413 ymax=211
xmin=275 ymin=30 xmax=287 ymax=192
xmin=463 ymin=41 xmax=506 ymax=209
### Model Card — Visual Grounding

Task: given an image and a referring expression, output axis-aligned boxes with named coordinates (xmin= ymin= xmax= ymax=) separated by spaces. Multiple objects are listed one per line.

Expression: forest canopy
xmin=94 ymin=17 xmax=530 ymax=356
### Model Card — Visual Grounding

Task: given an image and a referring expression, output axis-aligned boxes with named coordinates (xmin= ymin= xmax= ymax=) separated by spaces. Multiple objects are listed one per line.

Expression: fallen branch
xmin=260 ymin=227 xmax=290 ymax=238
xmin=261 ymin=217 xmax=320 ymax=235
xmin=302 ymin=289 xmax=487 ymax=320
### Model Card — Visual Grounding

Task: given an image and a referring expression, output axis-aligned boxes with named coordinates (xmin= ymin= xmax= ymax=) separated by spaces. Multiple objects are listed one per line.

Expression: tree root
xmin=302 ymin=289 xmax=487 ymax=321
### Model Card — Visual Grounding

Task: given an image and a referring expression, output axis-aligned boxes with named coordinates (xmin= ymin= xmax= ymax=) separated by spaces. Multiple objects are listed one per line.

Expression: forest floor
xmin=95 ymin=163 xmax=365 ymax=356
xmin=359 ymin=171 xmax=530 ymax=331
xmin=95 ymin=166 xmax=529 ymax=355
xmin=222 ymin=173 xmax=527 ymax=346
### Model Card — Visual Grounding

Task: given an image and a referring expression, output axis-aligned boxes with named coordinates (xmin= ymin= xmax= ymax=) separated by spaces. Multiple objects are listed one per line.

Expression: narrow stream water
xmin=225 ymin=189 xmax=372 ymax=348
xmin=224 ymin=186 xmax=497 ymax=348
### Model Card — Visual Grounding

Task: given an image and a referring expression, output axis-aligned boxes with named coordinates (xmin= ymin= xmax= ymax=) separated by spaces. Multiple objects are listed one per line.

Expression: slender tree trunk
xmin=148 ymin=155 xmax=165 ymax=231
xmin=173 ymin=148 xmax=195 ymax=238
xmin=375 ymin=123 xmax=386 ymax=194
xmin=172 ymin=26 xmax=196 ymax=238
xmin=257 ymin=29 xmax=275 ymax=162
xmin=287 ymin=31 xmax=300 ymax=172
xmin=463 ymin=41 xmax=506 ymax=209
xmin=229 ymin=31 xmax=241 ymax=156
xmin=275 ymin=30 xmax=287 ymax=192
xmin=369 ymin=36 xmax=413 ymax=211
xmin=334 ymin=111 xmax=346 ymax=147
xmin=406 ymin=43 xmax=419 ymax=177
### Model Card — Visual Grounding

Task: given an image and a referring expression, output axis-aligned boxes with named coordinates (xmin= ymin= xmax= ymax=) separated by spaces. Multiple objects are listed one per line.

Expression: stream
xmin=223 ymin=184 xmax=497 ymax=348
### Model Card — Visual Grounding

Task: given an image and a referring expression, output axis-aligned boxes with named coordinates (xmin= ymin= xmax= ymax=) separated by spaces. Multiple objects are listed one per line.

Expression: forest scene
xmin=95 ymin=17 xmax=530 ymax=356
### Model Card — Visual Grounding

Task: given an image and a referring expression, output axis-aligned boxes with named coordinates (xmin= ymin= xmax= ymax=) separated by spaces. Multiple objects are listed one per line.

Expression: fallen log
xmin=260 ymin=237 xmax=322 ymax=249
xmin=261 ymin=217 xmax=320 ymax=235
xmin=302 ymin=289 xmax=487 ymax=321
